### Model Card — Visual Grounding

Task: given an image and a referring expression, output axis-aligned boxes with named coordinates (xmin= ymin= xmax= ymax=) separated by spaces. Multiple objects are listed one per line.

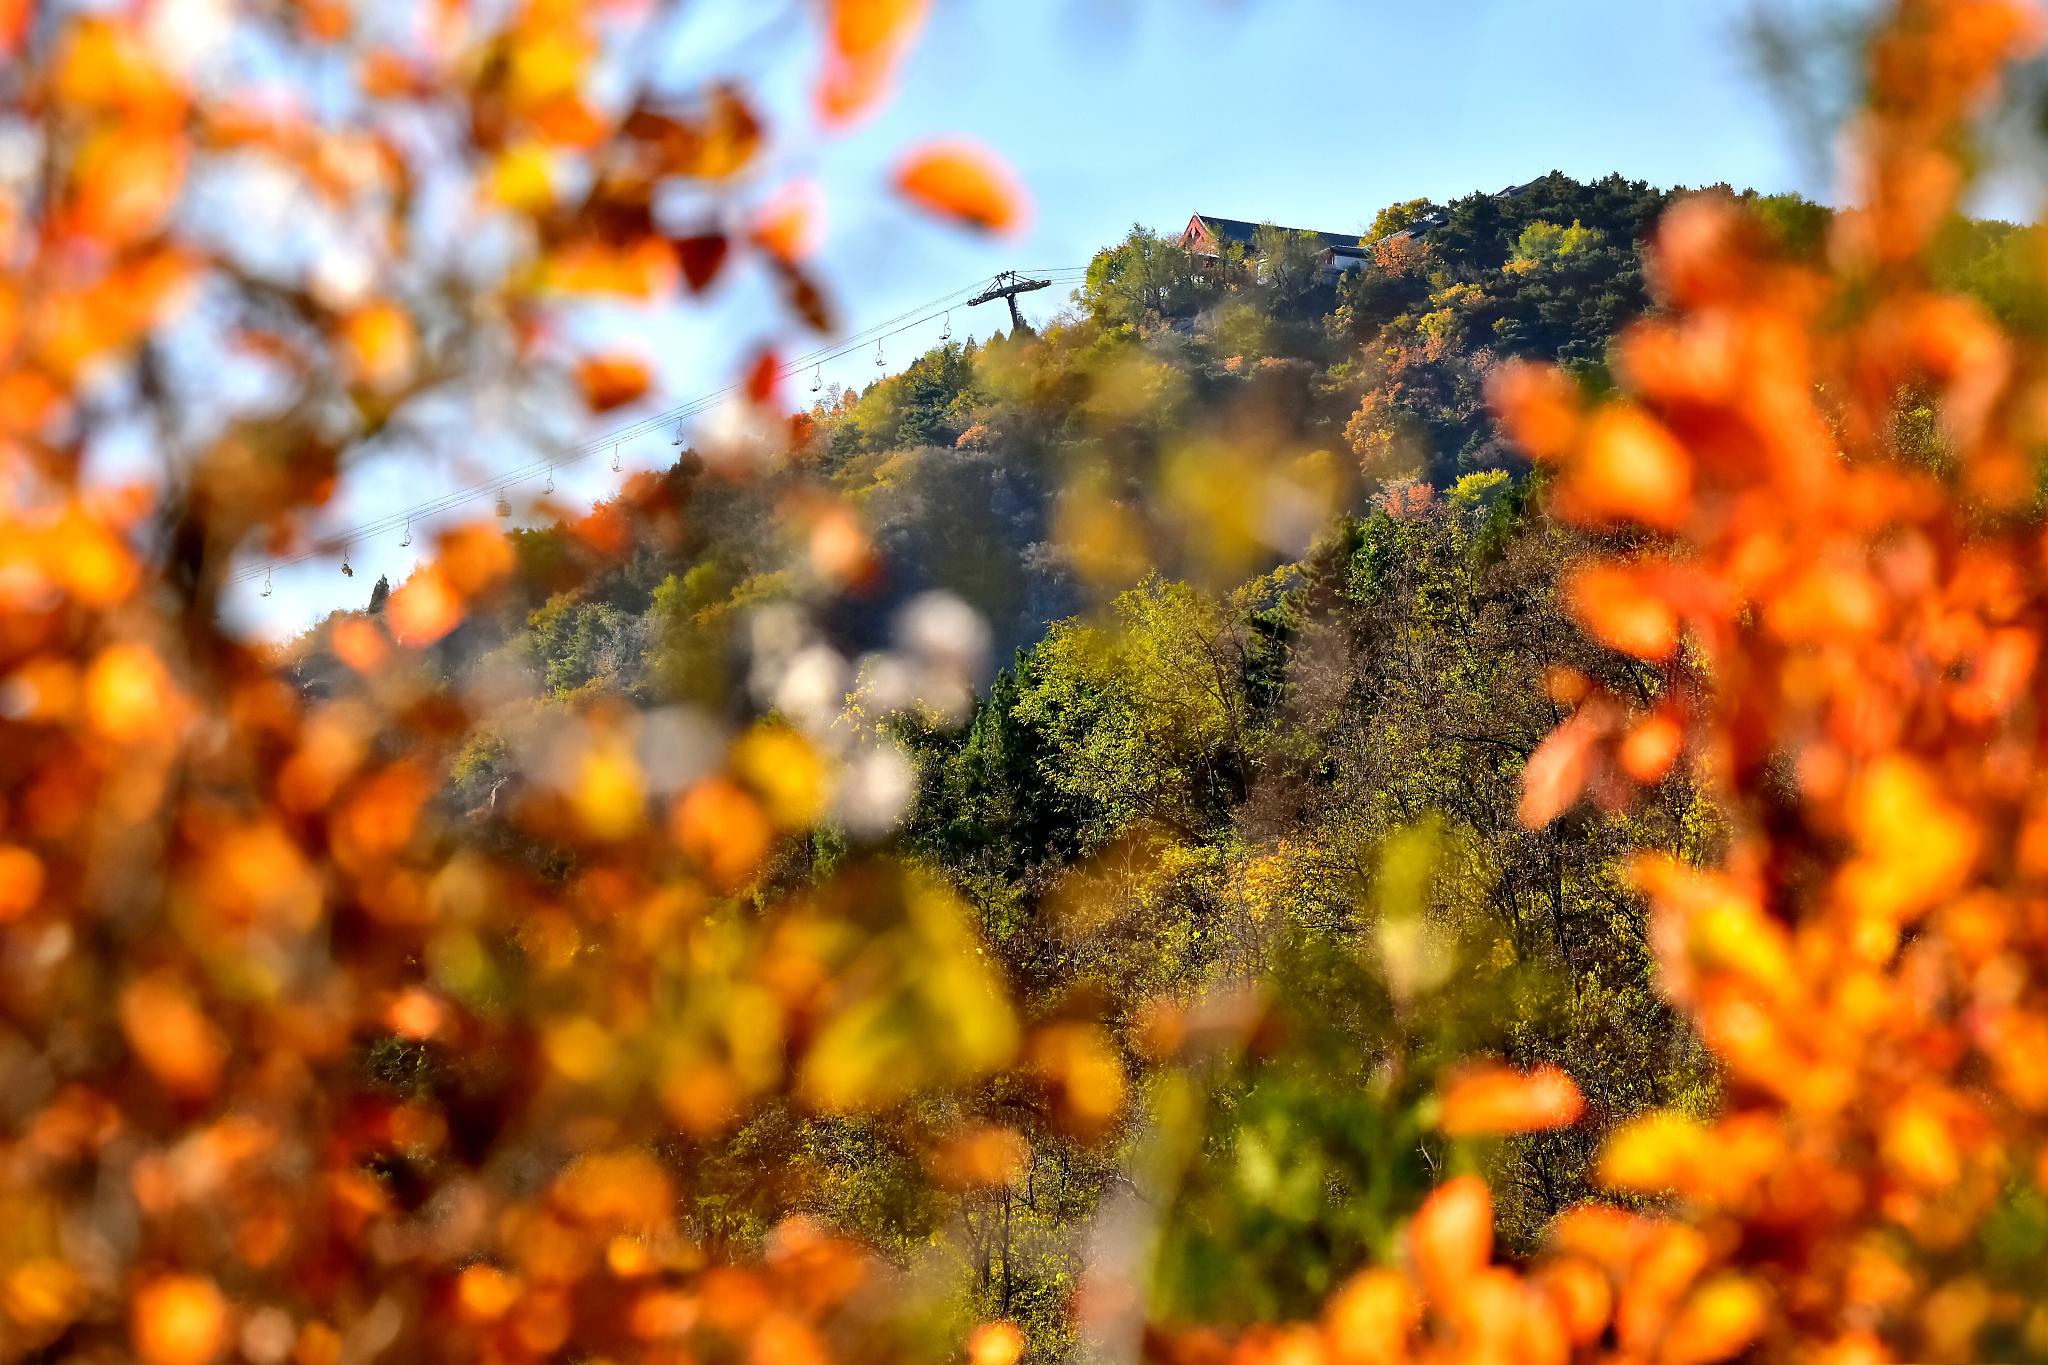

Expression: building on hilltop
xmin=1179 ymin=182 xmax=1546 ymax=283
xmin=1178 ymin=213 xmax=1372 ymax=284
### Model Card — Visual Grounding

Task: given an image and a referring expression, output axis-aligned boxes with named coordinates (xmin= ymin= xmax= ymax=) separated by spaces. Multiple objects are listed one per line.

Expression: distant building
xmin=1179 ymin=183 xmax=1543 ymax=282
xmin=1177 ymin=213 xmax=1372 ymax=283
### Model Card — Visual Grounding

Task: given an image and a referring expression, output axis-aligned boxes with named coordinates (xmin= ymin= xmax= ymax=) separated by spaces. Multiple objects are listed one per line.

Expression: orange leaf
xmin=933 ymin=1125 xmax=1031 ymax=1190
xmin=530 ymin=93 xmax=610 ymax=151
xmin=0 ymin=845 xmax=45 ymax=921
xmin=71 ymin=128 xmax=187 ymax=245
xmin=120 ymin=976 xmax=227 ymax=1098
xmin=55 ymin=19 xmax=185 ymax=126
xmin=1567 ymin=563 xmax=1681 ymax=661
xmin=1841 ymin=757 xmax=1979 ymax=923
xmin=830 ymin=0 xmax=931 ymax=61
xmin=578 ymin=353 xmax=652 ymax=411
xmin=967 ymin=1321 xmax=1025 ymax=1365
xmin=895 ymin=140 xmax=1027 ymax=235
xmin=1619 ymin=708 xmax=1685 ymax=785
xmin=817 ymin=54 xmax=892 ymax=126
xmin=0 ymin=368 xmax=65 ymax=436
xmin=1323 ymin=1269 xmax=1419 ymax=1364
xmin=329 ymin=616 xmax=390 ymax=675
xmin=385 ymin=989 xmax=448 ymax=1041
xmin=1534 ymin=1258 xmax=1614 ymax=1349
xmin=746 ymin=349 xmax=781 ymax=406
xmin=457 ymin=1265 xmax=520 ymax=1321
xmin=335 ymin=765 xmax=430 ymax=866
xmin=1518 ymin=704 xmax=1611 ymax=828
xmin=340 ymin=301 xmax=417 ymax=392
xmin=0 ymin=0 xmax=27 ymax=60
xmin=387 ymin=564 xmax=464 ymax=646
xmin=1027 ymin=1023 xmax=1127 ymax=1135
xmin=807 ymin=503 xmax=874 ymax=587
xmin=437 ymin=521 xmax=517 ymax=595
xmin=753 ymin=180 xmax=825 ymax=263
xmin=1554 ymin=407 xmax=1693 ymax=531
xmin=86 ymin=642 xmax=180 ymax=745
xmin=53 ymin=507 xmax=140 ymax=605
xmin=1598 ymin=1111 xmax=1713 ymax=1195
xmin=359 ymin=49 xmax=428 ymax=99
xmin=297 ymin=0 xmax=353 ymax=42
xmin=672 ymin=778 xmax=772 ymax=891
xmin=1489 ymin=360 xmax=1582 ymax=462
xmin=1410 ymin=1175 xmax=1492 ymax=1302
xmin=547 ymin=238 xmax=679 ymax=298
xmin=131 ymin=1274 xmax=229 ymax=1365
xmin=1439 ymin=1061 xmax=1586 ymax=1135
xmin=1662 ymin=1275 xmax=1769 ymax=1365
xmin=817 ymin=0 xmax=930 ymax=125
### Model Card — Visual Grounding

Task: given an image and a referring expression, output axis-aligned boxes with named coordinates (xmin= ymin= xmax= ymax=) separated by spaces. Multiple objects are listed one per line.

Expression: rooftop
xmin=1184 ymin=214 xmax=1367 ymax=255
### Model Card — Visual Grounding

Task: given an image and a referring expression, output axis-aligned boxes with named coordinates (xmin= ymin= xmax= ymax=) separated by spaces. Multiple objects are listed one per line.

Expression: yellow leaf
xmin=1662 ymin=1275 xmax=1770 ymax=1365
xmin=1599 ymin=1110 xmax=1711 ymax=1195
xmin=488 ymin=141 xmax=556 ymax=211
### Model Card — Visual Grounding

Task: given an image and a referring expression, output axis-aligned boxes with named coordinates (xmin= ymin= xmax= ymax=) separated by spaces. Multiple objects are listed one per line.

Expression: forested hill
xmin=304 ymin=177 xmax=1634 ymax=686
xmin=283 ymin=172 xmax=2044 ymax=1356
xmin=289 ymin=170 xmax=2037 ymax=704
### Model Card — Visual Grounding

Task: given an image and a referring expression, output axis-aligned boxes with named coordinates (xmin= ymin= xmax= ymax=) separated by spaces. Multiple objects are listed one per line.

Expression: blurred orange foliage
xmin=895 ymin=140 xmax=1029 ymax=235
xmin=1168 ymin=2 xmax=2048 ymax=1362
xmin=10 ymin=0 xmax=2048 ymax=1360
xmin=0 ymin=0 xmax=1029 ymax=1360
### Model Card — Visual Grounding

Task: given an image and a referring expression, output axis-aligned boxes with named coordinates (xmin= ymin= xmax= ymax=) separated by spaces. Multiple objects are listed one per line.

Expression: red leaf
xmin=770 ymin=258 xmax=835 ymax=335
xmin=675 ymin=233 xmax=730 ymax=294
xmin=746 ymin=349 xmax=781 ymax=406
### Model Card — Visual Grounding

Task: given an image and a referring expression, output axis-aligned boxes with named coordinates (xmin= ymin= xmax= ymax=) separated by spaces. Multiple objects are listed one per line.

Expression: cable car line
xmin=236 ymin=267 xmax=1086 ymax=587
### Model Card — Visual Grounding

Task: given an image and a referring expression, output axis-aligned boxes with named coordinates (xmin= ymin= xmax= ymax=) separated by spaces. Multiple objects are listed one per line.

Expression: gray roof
xmin=1188 ymin=214 xmax=1365 ymax=253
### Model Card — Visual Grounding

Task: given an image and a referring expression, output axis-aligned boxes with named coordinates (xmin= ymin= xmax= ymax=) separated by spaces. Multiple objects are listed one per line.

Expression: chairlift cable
xmin=237 ymin=267 xmax=1087 ymax=585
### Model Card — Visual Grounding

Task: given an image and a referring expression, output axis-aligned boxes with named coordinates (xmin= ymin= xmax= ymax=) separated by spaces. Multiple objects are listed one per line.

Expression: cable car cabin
xmin=1177 ymin=214 xmax=1373 ymax=286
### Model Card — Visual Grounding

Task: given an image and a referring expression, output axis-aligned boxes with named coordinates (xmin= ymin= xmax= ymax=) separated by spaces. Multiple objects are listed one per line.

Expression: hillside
xmin=287 ymin=172 xmax=1690 ymax=1346
xmin=271 ymin=171 xmax=2047 ymax=1355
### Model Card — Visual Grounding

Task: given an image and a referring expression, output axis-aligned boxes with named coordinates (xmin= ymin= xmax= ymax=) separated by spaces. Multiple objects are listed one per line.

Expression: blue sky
xmin=233 ymin=0 xmax=1859 ymax=638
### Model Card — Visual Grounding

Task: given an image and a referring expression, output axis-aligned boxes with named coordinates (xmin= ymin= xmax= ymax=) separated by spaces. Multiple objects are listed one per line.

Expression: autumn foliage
xmin=0 ymin=0 xmax=1033 ymax=1360
xmin=1171 ymin=1 xmax=2048 ymax=1362
xmin=4 ymin=0 xmax=2048 ymax=1362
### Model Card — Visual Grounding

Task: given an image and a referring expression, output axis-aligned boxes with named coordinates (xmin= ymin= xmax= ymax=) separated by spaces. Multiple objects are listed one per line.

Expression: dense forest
xmin=247 ymin=172 xmax=2048 ymax=1357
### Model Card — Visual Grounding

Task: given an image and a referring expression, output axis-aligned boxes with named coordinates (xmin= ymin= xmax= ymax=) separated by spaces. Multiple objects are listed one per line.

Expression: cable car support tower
xmin=967 ymin=271 xmax=1051 ymax=333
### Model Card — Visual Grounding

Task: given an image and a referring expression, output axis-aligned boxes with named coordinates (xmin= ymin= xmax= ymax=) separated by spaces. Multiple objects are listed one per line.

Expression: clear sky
xmin=232 ymin=0 xmax=1862 ymax=638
